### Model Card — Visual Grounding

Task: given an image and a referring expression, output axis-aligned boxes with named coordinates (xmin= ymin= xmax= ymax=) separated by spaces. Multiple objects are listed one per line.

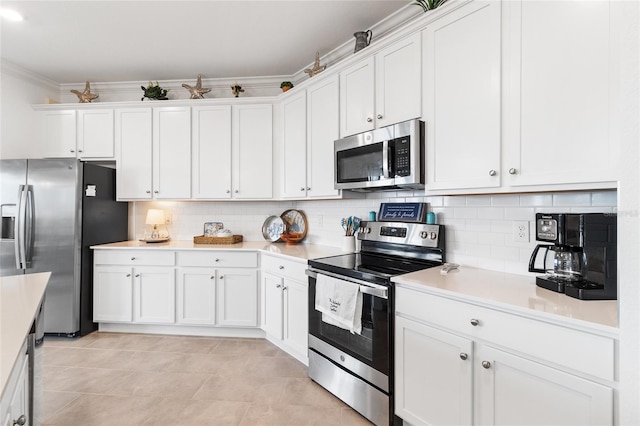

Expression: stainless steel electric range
xmin=306 ymin=220 xmax=446 ymax=426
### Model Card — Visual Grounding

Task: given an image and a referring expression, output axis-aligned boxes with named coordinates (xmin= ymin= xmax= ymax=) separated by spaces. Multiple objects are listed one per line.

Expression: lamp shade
xmin=145 ymin=209 xmax=166 ymax=226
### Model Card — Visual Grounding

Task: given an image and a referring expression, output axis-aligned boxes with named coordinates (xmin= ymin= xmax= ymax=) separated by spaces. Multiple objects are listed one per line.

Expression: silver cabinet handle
xmin=459 ymin=353 xmax=468 ymax=360
xmin=307 ymin=187 xmax=311 ymax=191
xmin=219 ymin=275 xmax=224 ymax=279
xmin=126 ymin=273 xmax=131 ymax=277
xmin=215 ymin=258 xmax=220 ymax=262
xmin=70 ymin=149 xmax=75 ymax=153
xmin=13 ymin=415 xmax=26 ymax=426
xmin=226 ymin=190 xmax=230 ymax=194
xmin=279 ymin=265 xmax=285 ymax=270
xmin=154 ymin=190 xmax=159 ymax=194
xmin=210 ymin=276 xmax=214 ymax=280
xmin=78 ymin=149 xmax=83 ymax=153
xmin=276 ymin=284 xmax=282 ymax=288
xmin=489 ymin=170 xmax=497 ymax=176
xmin=235 ymin=190 xmax=239 ymax=193
xmin=377 ymin=114 xmax=383 ymax=119
xmin=366 ymin=117 xmax=373 ymax=123
xmin=283 ymin=286 xmax=288 ymax=291
xmin=135 ymin=274 xmax=140 ymax=278
xmin=131 ymin=257 xmax=136 ymax=260
xmin=470 ymin=319 xmax=479 ymax=326
xmin=300 ymin=187 xmax=305 ymax=191
xmin=509 ymin=168 xmax=517 ymax=175
xmin=482 ymin=361 xmax=491 ymax=369
xmin=146 ymin=190 xmax=151 ymax=194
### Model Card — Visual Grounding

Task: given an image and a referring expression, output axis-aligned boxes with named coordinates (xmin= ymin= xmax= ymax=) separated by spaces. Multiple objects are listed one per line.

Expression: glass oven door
xmin=308 ymin=271 xmax=391 ymax=376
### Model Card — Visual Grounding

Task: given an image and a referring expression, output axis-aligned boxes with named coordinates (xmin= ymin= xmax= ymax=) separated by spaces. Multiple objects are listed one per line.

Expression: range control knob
xmin=362 ymin=227 xmax=371 ymax=234
xmin=429 ymin=232 xmax=438 ymax=240
xmin=420 ymin=231 xmax=428 ymax=239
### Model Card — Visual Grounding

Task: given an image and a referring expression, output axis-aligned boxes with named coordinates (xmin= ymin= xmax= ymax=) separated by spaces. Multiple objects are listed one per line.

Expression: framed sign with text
xmin=378 ymin=203 xmax=427 ymax=223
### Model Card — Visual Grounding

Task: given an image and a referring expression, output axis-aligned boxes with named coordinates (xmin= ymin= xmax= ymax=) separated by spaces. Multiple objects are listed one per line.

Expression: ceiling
xmin=1 ymin=1 xmax=412 ymax=85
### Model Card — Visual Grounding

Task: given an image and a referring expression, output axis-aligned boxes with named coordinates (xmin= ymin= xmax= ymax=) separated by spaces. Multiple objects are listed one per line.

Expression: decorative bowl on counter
xmin=279 ymin=232 xmax=305 ymax=245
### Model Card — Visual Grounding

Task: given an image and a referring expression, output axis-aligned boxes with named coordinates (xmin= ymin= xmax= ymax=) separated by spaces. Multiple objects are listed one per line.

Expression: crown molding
xmin=1 ymin=59 xmax=59 ymax=91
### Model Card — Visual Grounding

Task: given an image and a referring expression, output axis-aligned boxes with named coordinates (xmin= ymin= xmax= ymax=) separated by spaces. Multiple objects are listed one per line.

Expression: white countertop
xmin=392 ymin=266 xmax=618 ymax=331
xmin=91 ymin=240 xmax=345 ymax=262
xmin=1 ymin=272 xmax=50 ymax=396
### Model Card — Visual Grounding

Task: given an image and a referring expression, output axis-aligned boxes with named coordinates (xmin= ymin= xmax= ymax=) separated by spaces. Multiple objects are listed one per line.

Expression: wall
xmin=132 ymin=188 xmax=616 ymax=276
xmin=0 ymin=61 xmax=59 ymax=159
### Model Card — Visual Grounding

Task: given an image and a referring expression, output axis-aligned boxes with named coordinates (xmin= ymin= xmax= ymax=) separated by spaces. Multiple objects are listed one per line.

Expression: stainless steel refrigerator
xmin=0 ymin=158 xmax=128 ymax=336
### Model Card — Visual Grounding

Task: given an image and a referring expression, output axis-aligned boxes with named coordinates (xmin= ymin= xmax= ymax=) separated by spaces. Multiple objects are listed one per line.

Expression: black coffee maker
xmin=528 ymin=213 xmax=617 ymax=300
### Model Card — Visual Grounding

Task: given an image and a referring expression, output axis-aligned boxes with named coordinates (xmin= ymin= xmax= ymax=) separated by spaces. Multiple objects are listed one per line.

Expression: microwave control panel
xmin=392 ymin=137 xmax=411 ymax=177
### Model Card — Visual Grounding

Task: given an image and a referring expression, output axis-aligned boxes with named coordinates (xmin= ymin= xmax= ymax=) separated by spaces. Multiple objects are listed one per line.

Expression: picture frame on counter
xmin=204 ymin=222 xmax=224 ymax=236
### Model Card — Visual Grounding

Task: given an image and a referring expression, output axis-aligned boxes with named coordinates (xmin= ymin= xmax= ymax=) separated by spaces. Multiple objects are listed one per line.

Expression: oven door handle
xmin=306 ymin=268 xmax=389 ymax=299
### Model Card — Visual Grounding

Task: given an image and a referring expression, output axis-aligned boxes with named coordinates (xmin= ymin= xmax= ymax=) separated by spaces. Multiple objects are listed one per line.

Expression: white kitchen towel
xmin=315 ymin=274 xmax=363 ymax=334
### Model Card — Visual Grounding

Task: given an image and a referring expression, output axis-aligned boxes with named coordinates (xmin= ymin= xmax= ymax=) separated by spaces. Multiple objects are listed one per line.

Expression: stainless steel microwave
xmin=334 ymin=119 xmax=424 ymax=191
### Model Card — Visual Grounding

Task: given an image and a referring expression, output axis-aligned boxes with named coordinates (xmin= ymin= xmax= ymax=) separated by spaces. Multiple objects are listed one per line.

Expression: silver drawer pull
xmin=279 ymin=265 xmax=285 ymax=270
xmin=13 ymin=415 xmax=26 ymax=426
xmin=459 ymin=353 xmax=468 ymax=361
xmin=470 ymin=319 xmax=480 ymax=326
xmin=482 ymin=360 xmax=491 ymax=369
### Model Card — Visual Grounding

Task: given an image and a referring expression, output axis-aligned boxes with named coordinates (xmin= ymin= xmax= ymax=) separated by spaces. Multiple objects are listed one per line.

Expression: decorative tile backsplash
xmin=132 ymin=189 xmax=616 ymax=276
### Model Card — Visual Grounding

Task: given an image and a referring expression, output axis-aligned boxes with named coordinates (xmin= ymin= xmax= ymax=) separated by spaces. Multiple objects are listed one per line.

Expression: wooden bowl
xmin=280 ymin=232 xmax=304 ymax=245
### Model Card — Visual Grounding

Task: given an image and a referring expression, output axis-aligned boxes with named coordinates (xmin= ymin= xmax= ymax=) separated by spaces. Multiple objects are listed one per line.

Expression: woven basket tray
xmin=193 ymin=235 xmax=243 ymax=244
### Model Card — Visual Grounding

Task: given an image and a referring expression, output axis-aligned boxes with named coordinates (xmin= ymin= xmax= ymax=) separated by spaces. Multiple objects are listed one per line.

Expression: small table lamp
xmin=145 ymin=209 xmax=169 ymax=242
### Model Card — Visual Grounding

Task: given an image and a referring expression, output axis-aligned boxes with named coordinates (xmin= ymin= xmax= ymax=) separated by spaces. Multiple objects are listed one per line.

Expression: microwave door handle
xmin=382 ymin=140 xmax=390 ymax=178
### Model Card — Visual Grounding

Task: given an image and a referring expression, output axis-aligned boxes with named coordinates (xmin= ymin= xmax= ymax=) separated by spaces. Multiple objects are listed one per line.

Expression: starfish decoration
xmin=70 ymin=81 xmax=99 ymax=103
xmin=304 ymin=52 xmax=327 ymax=78
xmin=182 ymin=74 xmax=211 ymax=99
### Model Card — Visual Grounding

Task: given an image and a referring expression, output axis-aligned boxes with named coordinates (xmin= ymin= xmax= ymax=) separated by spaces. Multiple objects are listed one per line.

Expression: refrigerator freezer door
xmin=0 ymin=159 xmax=27 ymax=277
xmin=27 ymin=159 xmax=81 ymax=334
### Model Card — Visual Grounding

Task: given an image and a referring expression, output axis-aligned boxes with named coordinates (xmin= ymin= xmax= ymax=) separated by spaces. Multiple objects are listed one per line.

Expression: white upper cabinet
xmin=40 ymin=108 xmax=115 ymax=159
xmin=232 ymin=104 xmax=273 ymax=199
xmin=115 ymin=108 xmax=153 ymax=200
xmin=40 ymin=110 xmax=76 ymax=158
xmin=340 ymin=32 xmax=422 ymax=137
xmin=77 ymin=109 xmax=114 ymax=158
xmin=502 ymin=0 xmax=619 ymax=188
xmin=192 ymin=105 xmax=232 ymax=199
xmin=153 ymin=107 xmax=192 ymax=199
xmin=281 ymin=91 xmax=308 ymax=198
xmin=424 ymin=0 xmax=502 ymax=191
xmin=306 ymin=75 xmax=341 ymax=198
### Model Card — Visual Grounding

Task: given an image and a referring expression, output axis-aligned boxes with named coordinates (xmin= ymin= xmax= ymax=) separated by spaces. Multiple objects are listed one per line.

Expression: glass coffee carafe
xmin=529 ymin=244 xmax=584 ymax=281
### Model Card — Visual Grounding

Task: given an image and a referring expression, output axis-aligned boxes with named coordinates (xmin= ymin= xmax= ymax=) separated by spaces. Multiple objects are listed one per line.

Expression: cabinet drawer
xmin=396 ymin=287 xmax=615 ymax=381
xmin=94 ymin=250 xmax=175 ymax=266
xmin=261 ymin=255 xmax=308 ymax=281
xmin=176 ymin=251 xmax=258 ymax=268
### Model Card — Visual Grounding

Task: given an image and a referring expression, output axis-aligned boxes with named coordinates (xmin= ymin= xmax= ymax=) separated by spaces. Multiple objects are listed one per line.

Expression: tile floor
xmin=42 ymin=332 xmax=372 ymax=426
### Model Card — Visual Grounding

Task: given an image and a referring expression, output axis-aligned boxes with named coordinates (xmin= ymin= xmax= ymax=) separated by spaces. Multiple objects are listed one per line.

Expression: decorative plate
xmin=262 ymin=216 xmax=285 ymax=242
xmin=280 ymin=209 xmax=308 ymax=239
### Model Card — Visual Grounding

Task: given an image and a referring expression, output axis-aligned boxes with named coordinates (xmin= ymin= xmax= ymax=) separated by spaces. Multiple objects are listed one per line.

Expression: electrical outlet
xmin=512 ymin=221 xmax=529 ymax=242
xmin=165 ymin=214 xmax=172 ymax=225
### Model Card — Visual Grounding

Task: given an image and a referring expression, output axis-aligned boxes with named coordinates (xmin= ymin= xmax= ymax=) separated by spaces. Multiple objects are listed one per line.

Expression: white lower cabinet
xmin=261 ymin=254 xmax=309 ymax=363
xmin=395 ymin=287 xmax=615 ymax=426
xmin=1 ymin=344 xmax=29 ymax=426
xmin=93 ymin=248 xmax=260 ymax=332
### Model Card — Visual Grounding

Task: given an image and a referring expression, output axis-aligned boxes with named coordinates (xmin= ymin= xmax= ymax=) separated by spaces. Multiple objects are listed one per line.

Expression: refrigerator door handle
xmin=25 ymin=185 xmax=35 ymax=267
xmin=15 ymin=185 xmax=27 ymax=269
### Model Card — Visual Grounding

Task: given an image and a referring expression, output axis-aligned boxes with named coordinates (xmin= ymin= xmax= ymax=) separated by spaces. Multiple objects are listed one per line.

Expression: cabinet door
xmin=503 ymin=0 xmax=618 ymax=187
xmin=375 ymin=32 xmax=422 ymax=128
xmin=262 ymin=272 xmax=284 ymax=339
xmin=41 ymin=110 xmax=76 ymax=158
xmin=5 ymin=354 xmax=28 ymax=426
xmin=307 ymin=75 xmax=340 ymax=198
xmin=217 ymin=269 xmax=258 ymax=326
xmin=77 ymin=109 xmax=114 ymax=158
xmin=395 ymin=316 xmax=473 ymax=426
xmin=115 ymin=108 xmax=152 ymax=199
xmin=93 ymin=265 xmax=133 ymax=322
xmin=192 ymin=105 xmax=232 ymax=199
xmin=153 ymin=107 xmax=191 ymax=199
xmin=281 ymin=91 xmax=308 ymax=199
xmin=176 ymin=268 xmax=216 ymax=325
xmin=283 ymin=278 xmax=308 ymax=357
xmin=423 ymin=1 xmax=502 ymax=191
xmin=340 ymin=56 xmax=375 ymax=137
xmin=475 ymin=345 xmax=613 ymax=426
xmin=133 ymin=266 xmax=175 ymax=324
xmin=232 ymin=104 xmax=273 ymax=199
